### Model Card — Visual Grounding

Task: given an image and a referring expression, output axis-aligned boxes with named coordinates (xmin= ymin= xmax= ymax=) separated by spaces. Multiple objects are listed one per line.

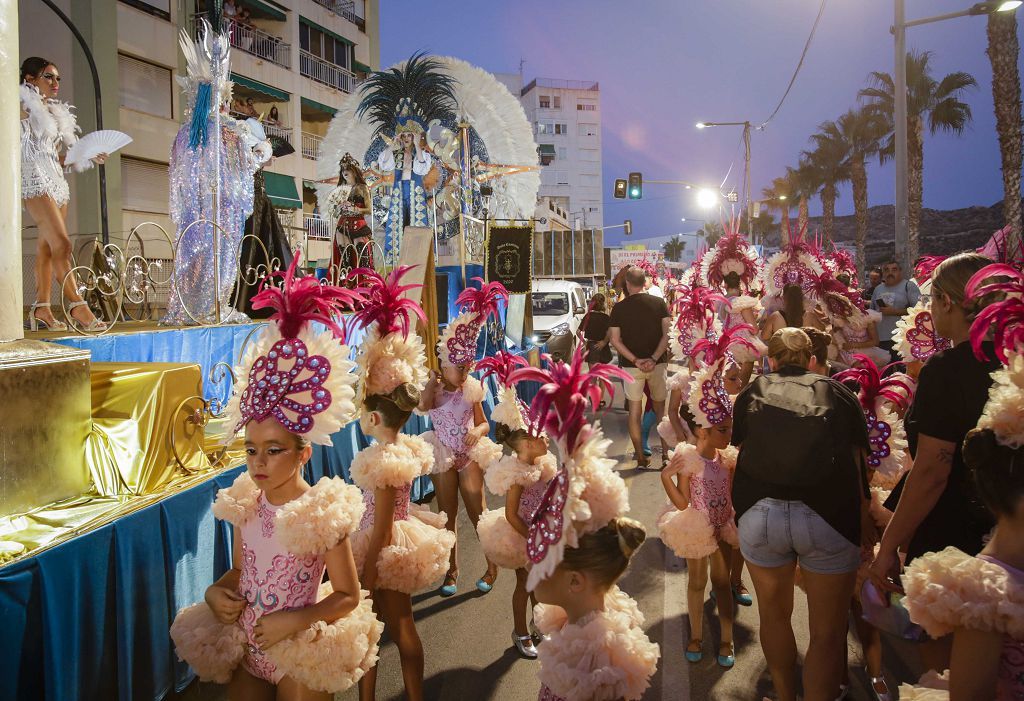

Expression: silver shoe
xmin=869 ymin=675 xmax=892 ymax=701
xmin=512 ymin=632 xmax=538 ymax=659
xmin=529 ymin=619 xmax=550 ymax=644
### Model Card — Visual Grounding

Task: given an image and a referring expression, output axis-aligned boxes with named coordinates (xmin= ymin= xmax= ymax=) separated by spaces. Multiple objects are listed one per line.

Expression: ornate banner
xmin=486 ymin=224 xmax=533 ymax=293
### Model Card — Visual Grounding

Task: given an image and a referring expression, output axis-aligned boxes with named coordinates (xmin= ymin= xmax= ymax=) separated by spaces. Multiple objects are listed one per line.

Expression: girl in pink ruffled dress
xmin=170 ymin=259 xmax=383 ymax=699
xmin=658 ymin=327 xmax=755 ymax=668
xmin=475 ymin=352 xmax=555 ymax=659
xmin=421 ymin=279 xmax=506 ymax=596
xmin=899 ymin=265 xmax=1024 ymax=701
xmin=514 ymin=346 xmax=659 ymax=701
xmin=346 ymin=267 xmax=457 ymax=701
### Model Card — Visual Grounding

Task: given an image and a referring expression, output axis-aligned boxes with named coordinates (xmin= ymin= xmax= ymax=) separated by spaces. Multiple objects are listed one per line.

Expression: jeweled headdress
xmin=437 ymin=279 xmax=508 ymax=368
xmin=761 ymin=224 xmax=825 ymax=299
xmin=178 ymin=2 xmax=232 ymax=149
xmin=355 ymin=52 xmax=458 ymax=141
xmin=687 ymin=324 xmax=756 ymax=428
xmin=808 ymin=271 xmax=869 ymax=330
xmin=226 ymin=256 xmax=362 ymax=445
xmin=669 ymin=287 xmax=727 ymax=361
xmin=700 ymin=215 xmax=760 ymax=291
xmin=835 ymin=357 xmax=914 ymax=486
xmin=967 ymin=263 xmax=1024 ymax=448
xmin=351 ymin=266 xmax=429 ymax=402
xmin=893 ymin=301 xmax=952 ymax=362
xmin=477 ymin=350 xmax=531 ymax=433
xmin=509 ymin=347 xmax=631 ymax=590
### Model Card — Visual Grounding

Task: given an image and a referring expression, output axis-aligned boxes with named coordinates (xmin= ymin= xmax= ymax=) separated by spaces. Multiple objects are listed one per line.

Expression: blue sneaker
xmin=717 ymin=643 xmax=735 ymax=668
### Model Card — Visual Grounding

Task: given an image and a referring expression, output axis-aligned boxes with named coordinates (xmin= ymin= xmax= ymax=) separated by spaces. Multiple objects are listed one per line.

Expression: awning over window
xmin=230 ymin=73 xmax=290 ymax=103
xmin=537 ymin=144 xmax=556 ymax=156
xmin=263 ymin=172 xmax=301 ymax=209
xmin=300 ymin=16 xmax=354 ymax=46
xmin=353 ymin=60 xmax=372 ymax=74
xmin=237 ymin=0 xmax=286 ymax=21
xmin=301 ymin=96 xmax=337 ymax=116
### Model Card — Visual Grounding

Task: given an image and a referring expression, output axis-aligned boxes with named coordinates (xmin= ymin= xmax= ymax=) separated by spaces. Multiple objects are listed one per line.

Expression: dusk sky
xmin=380 ymin=1 xmax=1023 ymax=246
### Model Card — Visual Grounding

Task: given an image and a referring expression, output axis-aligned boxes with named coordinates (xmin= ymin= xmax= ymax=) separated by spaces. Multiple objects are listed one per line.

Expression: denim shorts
xmin=737 ymin=498 xmax=860 ymax=575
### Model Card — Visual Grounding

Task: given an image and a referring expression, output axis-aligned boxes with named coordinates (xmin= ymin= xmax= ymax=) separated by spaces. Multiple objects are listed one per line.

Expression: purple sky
xmin=380 ymin=1 xmax=1023 ymax=246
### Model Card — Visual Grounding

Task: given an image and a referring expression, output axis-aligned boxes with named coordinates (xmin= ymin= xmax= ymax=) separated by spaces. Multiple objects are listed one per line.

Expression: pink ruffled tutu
xmin=657 ymin=504 xmax=719 ymax=560
xmin=350 ymin=503 xmax=456 ymax=594
xmin=477 ymin=508 xmax=528 ymax=570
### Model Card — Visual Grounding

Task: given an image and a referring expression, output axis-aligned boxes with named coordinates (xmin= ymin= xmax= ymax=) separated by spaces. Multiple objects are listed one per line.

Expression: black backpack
xmin=738 ymin=371 xmax=841 ymax=486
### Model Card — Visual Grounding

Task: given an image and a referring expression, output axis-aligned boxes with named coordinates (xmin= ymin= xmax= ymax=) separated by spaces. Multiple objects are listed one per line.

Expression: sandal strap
xmin=31 ymin=302 xmax=51 ymax=309
xmin=67 ymin=301 xmax=89 ymax=310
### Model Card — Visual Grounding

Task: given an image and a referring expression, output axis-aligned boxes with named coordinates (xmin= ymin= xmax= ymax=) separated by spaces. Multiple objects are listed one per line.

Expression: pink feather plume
xmin=691 ymin=322 xmax=757 ymax=366
xmin=351 ymin=265 xmax=426 ymax=337
xmin=834 ymin=355 xmax=913 ymax=414
xmin=914 ymin=255 xmax=948 ymax=285
xmin=476 ymin=350 xmax=529 ymax=387
xmin=966 ymin=263 xmax=1024 ymax=364
xmin=456 ymin=278 xmax=509 ymax=325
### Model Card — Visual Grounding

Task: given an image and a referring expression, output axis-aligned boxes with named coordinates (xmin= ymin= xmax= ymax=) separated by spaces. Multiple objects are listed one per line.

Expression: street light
xmin=696 ymin=188 xmax=719 ymax=210
xmin=891 ymin=0 xmax=1020 ymax=269
xmin=695 ymin=120 xmax=754 ymax=240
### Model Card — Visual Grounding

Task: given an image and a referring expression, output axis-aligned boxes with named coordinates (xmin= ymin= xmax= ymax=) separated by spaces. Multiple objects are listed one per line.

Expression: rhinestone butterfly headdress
xmin=227 ymin=255 xmax=363 ymax=445
xmin=894 ymin=301 xmax=952 ymax=362
xmin=509 ymin=346 xmax=631 ymax=590
xmin=966 ymin=263 xmax=1024 ymax=448
xmin=477 ymin=350 xmax=532 ymax=433
xmin=761 ymin=223 xmax=825 ymax=300
xmin=437 ymin=278 xmax=509 ymax=368
xmin=807 ymin=271 xmax=868 ymax=329
xmin=687 ymin=323 xmax=756 ymax=428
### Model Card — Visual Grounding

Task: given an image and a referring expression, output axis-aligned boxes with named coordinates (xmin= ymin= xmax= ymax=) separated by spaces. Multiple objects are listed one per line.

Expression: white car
xmin=531 ymin=280 xmax=587 ymax=361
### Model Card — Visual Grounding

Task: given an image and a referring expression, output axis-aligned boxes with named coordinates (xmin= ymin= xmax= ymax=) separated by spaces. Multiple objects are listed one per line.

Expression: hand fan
xmin=65 ymin=130 xmax=133 ymax=169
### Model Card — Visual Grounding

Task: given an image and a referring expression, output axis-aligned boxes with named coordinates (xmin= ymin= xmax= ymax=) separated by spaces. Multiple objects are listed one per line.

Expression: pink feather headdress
xmin=227 ymin=255 xmax=363 ymax=444
xmin=687 ymin=323 xmax=756 ymax=428
xmin=437 ymin=278 xmax=508 ymax=368
xmin=477 ymin=350 xmax=532 ymax=433
xmin=827 ymin=245 xmax=857 ymax=281
xmin=509 ymin=346 xmax=632 ymax=590
xmin=670 ymin=287 xmax=728 ymax=360
xmin=351 ymin=266 xmax=430 ymax=400
xmin=700 ymin=214 xmax=760 ymax=291
xmin=834 ymin=356 xmax=914 ymax=482
xmin=761 ymin=223 xmax=825 ymax=299
xmin=914 ymin=255 xmax=948 ymax=286
xmin=966 ymin=264 xmax=1024 ymax=448
xmin=807 ymin=271 xmax=867 ymax=327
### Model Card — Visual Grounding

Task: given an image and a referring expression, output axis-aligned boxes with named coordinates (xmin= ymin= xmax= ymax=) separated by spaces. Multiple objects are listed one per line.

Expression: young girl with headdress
xmin=420 ymin=279 xmax=507 ymax=597
xmin=898 ymin=263 xmax=1024 ymax=701
xmin=169 ymin=258 xmax=383 ymax=699
xmin=658 ymin=325 xmax=755 ymax=668
xmin=807 ymin=271 xmax=891 ymax=370
xmin=511 ymin=347 xmax=660 ymax=701
xmin=474 ymin=351 xmax=556 ymax=659
xmin=345 ymin=265 xmax=456 ymax=701
xmin=327 ymin=152 xmax=374 ymax=278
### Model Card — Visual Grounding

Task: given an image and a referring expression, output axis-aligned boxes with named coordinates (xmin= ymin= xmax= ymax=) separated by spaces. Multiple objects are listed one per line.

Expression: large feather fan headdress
xmin=356 ymin=52 xmax=458 ymax=140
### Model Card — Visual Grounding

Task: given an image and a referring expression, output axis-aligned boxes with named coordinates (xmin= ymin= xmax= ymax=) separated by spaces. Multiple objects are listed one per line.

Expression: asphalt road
xmin=173 ymin=403 xmax=926 ymax=701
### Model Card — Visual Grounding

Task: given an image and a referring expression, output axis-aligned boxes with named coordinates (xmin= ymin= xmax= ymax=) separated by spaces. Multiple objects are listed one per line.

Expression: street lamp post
xmin=891 ymin=0 xmax=1021 ymax=270
xmin=696 ymin=120 xmax=753 ymax=241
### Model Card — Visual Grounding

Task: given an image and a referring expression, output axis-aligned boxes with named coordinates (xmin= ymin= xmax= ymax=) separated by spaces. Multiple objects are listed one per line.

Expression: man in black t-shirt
xmin=609 ymin=266 xmax=671 ymax=468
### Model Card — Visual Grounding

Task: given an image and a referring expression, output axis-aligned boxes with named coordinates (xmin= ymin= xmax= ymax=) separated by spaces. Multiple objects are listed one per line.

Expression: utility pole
xmin=893 ymin=0 xmax=910 ymax=270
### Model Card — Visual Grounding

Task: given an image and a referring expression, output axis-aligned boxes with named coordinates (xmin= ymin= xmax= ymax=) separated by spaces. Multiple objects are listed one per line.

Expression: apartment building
xmin=18 ymin=0 xmax=378 ymax=291
xmin=497 ymin=73 xmax=603 ymax=233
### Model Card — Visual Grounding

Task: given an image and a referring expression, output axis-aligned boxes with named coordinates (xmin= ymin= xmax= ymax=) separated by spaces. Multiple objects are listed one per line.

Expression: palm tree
xmin=860 ymin=50 xmax=976 ymax=263
xmin=987 ymin=11 xmax=1022 ymax=257
xmin=698 ymin=221 xmax=725 ymax=247
xmin=762 ymin=177 xmax=792 ymax=244
xmin=805 ymin=126 xmax=851 ymax=243
xmin=663 ymin=235 xmax=685 ymax=262
xmin=787 ymin=162 xmax=820 ymax=235
xmin=817 ymin=108 xmax=887 ymax=278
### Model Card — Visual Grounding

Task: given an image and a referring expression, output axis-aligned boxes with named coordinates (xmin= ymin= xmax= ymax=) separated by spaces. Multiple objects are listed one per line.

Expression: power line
xmin=758 ymin=0 xmax=828 ymax=129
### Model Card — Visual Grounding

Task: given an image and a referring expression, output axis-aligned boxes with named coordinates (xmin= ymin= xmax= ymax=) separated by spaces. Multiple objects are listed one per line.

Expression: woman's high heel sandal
xmin=26 ymin=302 xmax=67 ymax=332
xmin=67 ymin=300 xmax=107 ymax=332
xmin=511 ymin=632 xmax=538 ymax=659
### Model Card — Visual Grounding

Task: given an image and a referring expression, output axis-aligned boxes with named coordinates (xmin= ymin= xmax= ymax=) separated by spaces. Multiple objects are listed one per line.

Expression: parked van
xmin=531 ymin=279 xmax=587 ymax=361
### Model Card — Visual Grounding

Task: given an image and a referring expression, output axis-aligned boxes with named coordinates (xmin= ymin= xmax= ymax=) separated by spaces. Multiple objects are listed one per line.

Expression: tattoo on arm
xmin=937 ymin=447 xmax=954 ymax=464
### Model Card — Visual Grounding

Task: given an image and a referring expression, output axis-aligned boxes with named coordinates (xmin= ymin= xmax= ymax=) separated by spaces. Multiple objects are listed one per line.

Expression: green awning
xmin=230 ymin=73 xmax=290 ymax=102
xmin=302 ymin=179 xmax=319 ymax=191
xmin=353 ymin=60 xmax=372 ymax=74
xmin=263 ymin=172 xmax=301 ymax=208
xmin=301 ymin=96 xmax=337 ymax=116
xmin=300 ymin=16 xmax=354 ymax=46
xmin=538 ymin=144 xmax=556 ymax=155
xmin=238 ymin=0 xmax=286 ymax=21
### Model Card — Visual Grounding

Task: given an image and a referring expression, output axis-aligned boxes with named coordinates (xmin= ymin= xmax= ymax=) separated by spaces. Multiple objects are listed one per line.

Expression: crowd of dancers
xmin=164 ymin=215 xmax=1023 ymax=701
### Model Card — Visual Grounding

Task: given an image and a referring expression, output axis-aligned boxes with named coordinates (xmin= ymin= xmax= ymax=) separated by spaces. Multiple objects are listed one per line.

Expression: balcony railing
xmin=193 ymin=15 xmax=291 ymax=68
xmin=304 ymin=214 xmax=333 ymax=241
xmin=300 ymin=50 xmax=355 ymax=93
xmin=302 ymin=132 xmax=324 ymax=160
xmin=309 ymin=0 xmax=365 ymax=30
xmin=264 ymin=123 xmax=292 ymax=143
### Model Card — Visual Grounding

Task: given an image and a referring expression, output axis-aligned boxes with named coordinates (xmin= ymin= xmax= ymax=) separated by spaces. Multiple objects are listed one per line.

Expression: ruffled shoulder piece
xmin=462 ymin=376 xmax=486 ymax=404
xmin=349 ymin=433 xmax=433 ymax=491
xmin=468 ymin=435 xmax=503 ymax=470
xmin=718 ymin=445 xmax=739 ymax=471
xmin=730 ymin=295 xmax=760 ymax=313
xmin=537 ymin=608 xmax=660 ymax=701
xmin=672 ymin=443 xmax=706 ymax=477
xmin=20 ymin=82 xmax=80 ymax=148
xmin=276 ymin=477 xmax=366 ymax=556
xmin=211 ymin=472 xmax=260 ymax=527
xmin=666 ymin=369 xmax=692 ymax=394
xmin=532 ymin=585 xmax=643 ymax=635
xmin=535 ymin=452 xmax=558 ymax=483
xmin=904 ymin=546 xmax=1024 ymax=639
xmin=484 ymin=454 xmax=536 ymax=495
xmin=573 ymin=427 xmax=629 ymax=535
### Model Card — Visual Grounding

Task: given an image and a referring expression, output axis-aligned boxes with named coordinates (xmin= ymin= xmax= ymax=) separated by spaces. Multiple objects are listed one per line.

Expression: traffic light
xmin=628 ymin=172 xmax=643 ymax=199
xmin=624 ymin=219 xmax=632 ymax=236
xmin=613 ymin=179 xmax=627 ymax=199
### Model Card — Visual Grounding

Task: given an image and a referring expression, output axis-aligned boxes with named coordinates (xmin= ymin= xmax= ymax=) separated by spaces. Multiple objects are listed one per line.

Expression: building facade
xmin=18 ymin=0 xmax=378 ymax=302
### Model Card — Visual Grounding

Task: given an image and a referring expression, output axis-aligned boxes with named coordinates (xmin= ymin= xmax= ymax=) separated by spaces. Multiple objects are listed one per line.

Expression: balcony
xmin=300 ymin=50 xmax=355 ymax=93
xmin=302 ymin=131 xmax=324 ymax=160
xmin=192 ymin=15 xmax=291 ymax=69
xmin=304 ymin=214 xmax=333 ymax=241
xmin=264 ymin=123 xmax=293 ymax=143
xmin=310 ymin=0 xmax=366 ymax=31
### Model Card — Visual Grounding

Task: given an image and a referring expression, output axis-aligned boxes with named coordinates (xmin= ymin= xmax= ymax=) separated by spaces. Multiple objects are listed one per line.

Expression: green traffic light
xmin=630 ymin=188 xmax=640 ymax=197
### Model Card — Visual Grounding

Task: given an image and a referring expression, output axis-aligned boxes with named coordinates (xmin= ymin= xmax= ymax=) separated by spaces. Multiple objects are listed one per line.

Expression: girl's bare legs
xmin=431 ymin=470 xmax=460 ymax=583
xmin=24 ymin=196 xmax=99 ymax=326
xmin=228 ymin=665 xmax=275 ymax=701
xmin=851 ymin=599 xmax=888 ymax=696
xmin=277 ymin=675 xmax=331 ymax=701
xmin=458 ymin=462 xmax=498 ymax=583
xmin=358 ymin=589 xmax=423 ymax=701
xmin=730 ymin=549 xmax=751 ymax=601
xmin=686 ymin=556 xmax=709 ymax=651
xmin=513 ymin=568 xmax=530 ymax=636
xmin=711 ymin=544 xmax=735 ymax=654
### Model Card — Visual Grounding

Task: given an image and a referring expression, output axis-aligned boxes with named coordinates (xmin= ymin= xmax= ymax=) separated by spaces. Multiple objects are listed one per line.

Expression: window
xmin=577 ymin=102 xmax=597 ymax=111
xmin=539 ymin=95 xmax=551 ymax=108
xmin=552 ymin=96 xmax=561 ymax=109
xmin=580 ymin=149 xmax=600 ymax=162
xmin=119 ymin=0 xmax=170 ymax=20
xmin=588 ymin=207 xmax=600 ymax=213
xmin=118 ymin=54 xmax=173 ymax=119
xmin=556 ymin=171 xmax=569 ymax=185
xmin=121 ymin=158 xmax=169 ymax=214
xmin=536 ymin=121 xmax=553 ymax=135
xmin=578 ymin=123 xmax=598 ymax=137
xmin=532 ymin=293 xmax=568 ymax=316
xmin=300 ymin=23 xmax=351 ymax=68
xmin=557 ymin=147 xmax=567 ymax=160
xmin=554 ymin=123 xmax=568 ymax=135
